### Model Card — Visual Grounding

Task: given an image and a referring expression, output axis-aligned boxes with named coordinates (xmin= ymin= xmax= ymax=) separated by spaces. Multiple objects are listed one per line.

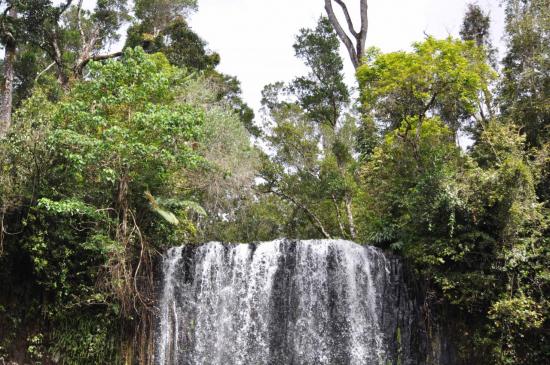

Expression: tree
xmin=133 ymin=0 xmax=197 ymax=35
xmin=126 ymin=0 xmax=210 ymax=71
xmin=126 ymin=0 xmax=260 ymax=137
xmin=499 ymin=0 xmax=550 ymax=204
xmin=324 ymin=0 xmax=368 ymax=68
xmin=0 ymin=3 xmax=17 ymax=138
xmin=0 ymin=48 xmax=207 ymax=363
xmin=17 ymin=0 xmax=129 ymax=88
xmin=290 ymin=17 xmax=349 ymax=130
xmin=357 ymin=37 xmax=495 ymax=139
xmin=127 ymin=18 xmax=219 ymax=72
xmin=258 ymin=18 xmax=359 ymax=239
xmin=499 ymin=0 xmax=549 ymax=148
xmin=174 ymin=74 xmax=259 ymax=240
xmin=460 ymin=3 xmax=496 ymax=65
xmin=357 ymin=36 xmax=549 ymax=365
xmin=459 ymin=3 xmax=497 ymax=140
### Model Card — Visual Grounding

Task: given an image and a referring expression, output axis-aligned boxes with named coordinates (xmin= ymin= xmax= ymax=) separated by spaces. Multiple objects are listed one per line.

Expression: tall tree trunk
xmin=344 ymin=194 xmax=356 ymax=240
xmin=0 ymin=7 xmax=16 ymax=138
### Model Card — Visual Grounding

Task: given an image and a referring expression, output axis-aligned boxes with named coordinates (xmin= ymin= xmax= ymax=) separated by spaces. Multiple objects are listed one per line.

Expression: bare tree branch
xmin=334 ymin=0 xmax=358 ymax=37
xmin=324 ymin=0 xmax=369 ymax=69
xmin=357 ymin=0 xmax=368 ymax=62
xmin=73 ymin=49 xmax=123 ymax=77
xmin=344 ymin=194 xmax=356 ymax=239
xmin=332 ymin=194 xmax=347 ymax=238
xmin=35 ymin=61 xmax=56 ymax=82
xmin=91 ymin=50 xmax=123 ymax=62
xmin=49 ymin=33 xmax=70 ymax=88
xmin=2 ymin=5 xmax=13 ymax=18
xmin=73 ymin=25 xmax=101 ymax=76
xmin=325 ymin=0 xmax=358 ymax=68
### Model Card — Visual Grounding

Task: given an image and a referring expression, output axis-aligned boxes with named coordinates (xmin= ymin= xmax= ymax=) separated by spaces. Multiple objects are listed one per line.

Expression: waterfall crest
xmin=156 ymin=239 xmax=422 ymax=365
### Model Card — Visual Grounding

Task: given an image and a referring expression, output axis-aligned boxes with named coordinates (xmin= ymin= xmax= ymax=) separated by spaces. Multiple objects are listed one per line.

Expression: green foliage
xmin=0 ymin=48 xmax=226 ymax=363
xmin=134 ymin=0 xmax=197 ymax=30
xmin=0 ymin=2 xmax=547 ymax=365
xmin=290 ymin=17 xmax=350 ymax=128
xmin=126 ymin=18 xmax=220 ymax=72
xmin=360 ymin=117 xmax=463 ymax=246
xmin=500 ymin=0 xmax=550 ymax=148
xmin=256 ymin=18 xmax=359 ymax=240
xmin=359 ymin=109 xmax=549 ymax=363
xmin=460 ymin=3 xmax=496 ymax=65
xmin=50 ymin=312 xmax=122 ymax=365
xmin=356 ymin=29 xmax=549 ymax=363
xmin=357 ymin=37 xmax=495 ymax=134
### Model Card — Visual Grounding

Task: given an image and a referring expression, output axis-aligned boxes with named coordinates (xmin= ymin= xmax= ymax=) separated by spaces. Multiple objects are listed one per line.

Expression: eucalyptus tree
xmin=460 ymin=3 xmax=496 ymax=65
xmin=126 ymin=0 xmax=207 ymax=70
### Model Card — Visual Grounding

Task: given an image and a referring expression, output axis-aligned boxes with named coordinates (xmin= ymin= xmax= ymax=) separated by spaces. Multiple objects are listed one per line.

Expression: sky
xmin=189 ymin=0 xmax=506 ymax=114
xmin=74 ymin=0 xmax=505 ymax=115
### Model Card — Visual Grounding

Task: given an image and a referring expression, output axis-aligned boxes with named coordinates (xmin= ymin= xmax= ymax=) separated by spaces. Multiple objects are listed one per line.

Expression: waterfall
xmin=156 ymin=239 xmax=423 ymax=365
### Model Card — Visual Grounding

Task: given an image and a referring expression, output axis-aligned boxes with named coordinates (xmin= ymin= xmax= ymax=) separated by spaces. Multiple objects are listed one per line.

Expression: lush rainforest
xmin=0 ymin=0 xmax=548 ymax=364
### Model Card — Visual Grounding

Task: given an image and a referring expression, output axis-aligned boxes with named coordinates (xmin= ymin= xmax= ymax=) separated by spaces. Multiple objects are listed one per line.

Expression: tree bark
xmin=332 ymin=194 xmax=347 ymax=238
xmin=344 ymin=194 xmax=356 ymax=240
xmin=0 ymin=6 xmax=16 ymax=138
xmin=74 ymin=50 xmax=124 ymax=77
xmin=324 ymin=0 xmax=369 ymax=69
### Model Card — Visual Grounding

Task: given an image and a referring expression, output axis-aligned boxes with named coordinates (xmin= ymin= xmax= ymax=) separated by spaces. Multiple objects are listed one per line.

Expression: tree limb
xmin=76 ymin=0 xmax=86 ymax=46
xmin=2 ymin=5 xmax=13 ymax=17
xmin=35 ymin=61 xmax=56 ymax=82
xmin=324 ymin=0 xmax=369 ymax=69
xmin=344 ymin=193 xmax=356 ymax=240
xmin=332 ymin=194 xmax=347 ymax=238
xmin=325 ymin=0 xmax=359 ymax=68
xmin=357 ymin=0 xmax=368 ymax=59
xmin=74 ymin=50 xmax=123 ymax=76
xmin=91 ymin=50 xmax=124 ymax=62
xmin=0 ymin=5 xmax=17 ymax=138
xmin=334 ymin=0 xmax=358 ymax=37
xmin=57 ymin=0 xmax=75 ymax=19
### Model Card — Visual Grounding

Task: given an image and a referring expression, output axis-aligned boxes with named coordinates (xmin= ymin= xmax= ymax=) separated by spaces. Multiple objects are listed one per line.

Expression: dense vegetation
xmin=0 ymin=0 xmax=547 ymax=364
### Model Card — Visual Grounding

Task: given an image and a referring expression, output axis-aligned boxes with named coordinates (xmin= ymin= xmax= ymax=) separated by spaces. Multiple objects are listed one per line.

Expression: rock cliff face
xmin=155 ymin=239 xmax=456 ymax=365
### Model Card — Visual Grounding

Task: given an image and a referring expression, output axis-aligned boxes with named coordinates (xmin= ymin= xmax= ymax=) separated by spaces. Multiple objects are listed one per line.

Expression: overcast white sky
xmin=75 ymin=0 xmax=505 ymax=115
xmin=189 ymin=0 xmax=505 ymax=114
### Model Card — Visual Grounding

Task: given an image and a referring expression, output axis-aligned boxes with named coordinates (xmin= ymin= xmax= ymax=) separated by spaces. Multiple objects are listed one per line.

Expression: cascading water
xmin=156 ymin=239 xmax=425 ymax=365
